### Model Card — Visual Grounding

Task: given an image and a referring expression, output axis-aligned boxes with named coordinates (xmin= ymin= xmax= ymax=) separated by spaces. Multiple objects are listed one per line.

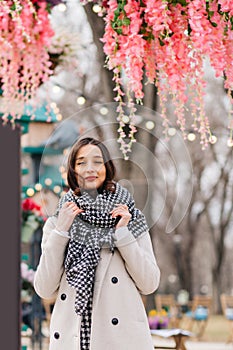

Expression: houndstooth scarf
xmin=56 ymin=182 xmax=148 ymax=350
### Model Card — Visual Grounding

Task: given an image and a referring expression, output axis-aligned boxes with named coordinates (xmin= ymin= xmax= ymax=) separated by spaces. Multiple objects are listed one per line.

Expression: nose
xmin=86 ymin=161 xmax=95 ymax=172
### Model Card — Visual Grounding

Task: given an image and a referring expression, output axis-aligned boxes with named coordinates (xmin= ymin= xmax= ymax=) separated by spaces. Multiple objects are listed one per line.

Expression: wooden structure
xmin=185 ymin=295 xmax=212 ymax=339
xmin=220 ymin=293 xmax=233 ymax=343
xmin=152 ymin=328 xmax=193 ymax=350
xmin=155 ymin=294 xmax=181 ymax=328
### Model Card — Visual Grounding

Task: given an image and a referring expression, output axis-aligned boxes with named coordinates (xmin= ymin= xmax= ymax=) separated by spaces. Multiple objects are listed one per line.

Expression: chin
xmin=83 ymin=183 xmax=99 ymax=191
xmin=86 ymin=185 xmax=98 ymax=191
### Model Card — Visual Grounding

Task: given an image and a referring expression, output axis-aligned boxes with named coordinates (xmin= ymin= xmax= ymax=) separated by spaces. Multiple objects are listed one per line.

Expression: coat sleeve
xmin=33 ymin=216 xmax=69 ymax=300
xmin=114 ymin=227 xmax=160 ymax=295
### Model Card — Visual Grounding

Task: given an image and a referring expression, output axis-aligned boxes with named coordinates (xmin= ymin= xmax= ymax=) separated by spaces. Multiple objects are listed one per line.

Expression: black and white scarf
xmin=56 ymin=182 xmax=148 ymax=350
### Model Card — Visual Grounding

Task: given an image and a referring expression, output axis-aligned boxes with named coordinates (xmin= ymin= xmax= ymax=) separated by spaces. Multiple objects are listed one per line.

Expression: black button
xmin=111 ymin=277 xmax=118 ymax=284
xmin=112 ymin=318 xmax=119 ymax=325
xmin=61 ymin=293 xmax=66 ymax=301
xmin=54 ymin=332 xmax=60 ymax=339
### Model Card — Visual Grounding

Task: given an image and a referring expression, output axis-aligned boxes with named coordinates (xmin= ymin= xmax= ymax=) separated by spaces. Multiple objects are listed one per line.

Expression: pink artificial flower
xmin=0 ymin=0 xmax=55 ymax=121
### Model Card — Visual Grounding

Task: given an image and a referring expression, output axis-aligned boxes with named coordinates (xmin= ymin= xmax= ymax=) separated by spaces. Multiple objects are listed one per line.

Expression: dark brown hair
xmin=67 ymin=137 xmax=116 ymax=195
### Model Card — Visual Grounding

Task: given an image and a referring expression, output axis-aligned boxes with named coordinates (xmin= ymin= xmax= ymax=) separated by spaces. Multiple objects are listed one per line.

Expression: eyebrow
xmin=76 ymin=155 xmax=103 ymax=160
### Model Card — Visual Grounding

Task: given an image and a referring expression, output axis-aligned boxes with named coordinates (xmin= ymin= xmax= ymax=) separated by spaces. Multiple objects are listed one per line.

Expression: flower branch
xmin=92 ymin=0 xmax=233 ymax=155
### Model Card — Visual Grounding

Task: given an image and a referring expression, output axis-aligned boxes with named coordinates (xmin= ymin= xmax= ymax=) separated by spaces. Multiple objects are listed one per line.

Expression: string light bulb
xmin=58 ymin=3 xmax=67 ymax=12
xmin=53 ymin=185 xmax=61 ymax=194
xmin=168 ymin=128 xmax=176 ymax=136
xmin=145 ymin=121 xmax=155 ymax=130
xmin=92 ymin=4 xmax=102 ymax=13
xmin=35 ymin=183 xmax=42 ymax=191
xmin=44 ymin=178 xmax=52 ymax=186
xmin=26 ymin=188 xmax=35 ymax=197
xmin=187 ymin=133 xmax=196 ymax=141
xmin=209 ymin=135 xmax=217 ymax=144
xmin=122 ymin=115 xmax=130 ymax=123
xmin=100 ymin=107 xmax=109 ymax=115
xmin=52 ymin=85 xmax=61 ymax=94
xmin=77 ymin=96 xmax=86 ymax=105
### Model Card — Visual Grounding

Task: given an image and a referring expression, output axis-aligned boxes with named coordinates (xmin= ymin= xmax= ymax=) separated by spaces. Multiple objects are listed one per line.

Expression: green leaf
xmin=10 ymin=4 xmax=16 ymax=11
xmin=116 ymin=19 xmax=123 ymax=26
xmin=122 ymin=18 xmax=131 ymax=26
xmin=114 ymin=9 xmax=120 ymax=17
xmin=210 ymin=21 xmax=217 ymax=27
xmin=159 ymin=37 xmax=165 ymax=46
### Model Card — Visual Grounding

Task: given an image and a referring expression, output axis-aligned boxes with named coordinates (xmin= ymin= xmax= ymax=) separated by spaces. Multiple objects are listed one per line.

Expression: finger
xmin=111 ymin=211 xmax=130 ymax=218
xmin=110 ymin=205 xmax=128 ymax=213
xmin=111 ymin=207 xmax=129 ymax=214
xmin=66 ymin=201 xmax=78 ymax=207
xmin=68 ymin=203 xmax=77 ymax=209
xmin=65 ymin=202 xmax=80 ymax=210
xmin=73 ymin=208 xmax=84 ymax=214
xmin=63 ymin=202 xmax=73 ymax=210
xmin=115 ymin=204 xmax=128 ymax=208
xmin=65 ymin=206 xmax=76 ymax=213
xmin=75 ymin=208 xmax=84 ymax=213
xmin=62 ymin=202 xmax=69 ymax=208
xmin=110 ymin=209 xmax=121 ymax=216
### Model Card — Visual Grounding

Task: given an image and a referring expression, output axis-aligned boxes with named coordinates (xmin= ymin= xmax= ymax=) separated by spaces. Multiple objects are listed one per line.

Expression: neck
xmin=81 ymin=186 xmax=104 ymax=199
xmin=86 ymin=189 xmax=98 ymax=199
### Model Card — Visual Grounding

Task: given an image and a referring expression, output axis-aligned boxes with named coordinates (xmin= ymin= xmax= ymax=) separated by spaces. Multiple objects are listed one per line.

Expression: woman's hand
xmin=56 ymin=202 xmax=84 ymax=232
xmin=110 ymin=204 xmax=131 ymax=229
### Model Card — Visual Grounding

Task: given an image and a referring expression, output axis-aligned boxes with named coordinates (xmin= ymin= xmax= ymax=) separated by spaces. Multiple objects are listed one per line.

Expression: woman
xmin=34 ymin=137 xmax=160 ymax=350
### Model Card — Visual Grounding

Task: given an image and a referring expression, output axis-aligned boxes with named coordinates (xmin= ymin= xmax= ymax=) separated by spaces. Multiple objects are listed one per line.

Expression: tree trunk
xmin=83 ymin=3 xmax=116 ymax=102
xmin=212 ymin=266 xmax=222 ymax=313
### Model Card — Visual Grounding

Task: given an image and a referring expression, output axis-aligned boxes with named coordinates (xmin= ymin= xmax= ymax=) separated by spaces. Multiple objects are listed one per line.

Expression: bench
xmin=151 ymin=328 xmax=194 ymax=350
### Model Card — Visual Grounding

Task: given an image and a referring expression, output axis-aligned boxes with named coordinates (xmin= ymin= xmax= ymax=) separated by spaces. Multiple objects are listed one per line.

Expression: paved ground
xmin=152 ymin=337 xmax=233 ymax=350
xmin=22 ymin=326 xmax=233 ymax=350
xmin=185 ymin=341 xmax=233 ymax=350
xmin=22 ymin=336 xmax=233 ymax=350
xmin=22 ymin=312 xmax=233 ymax=349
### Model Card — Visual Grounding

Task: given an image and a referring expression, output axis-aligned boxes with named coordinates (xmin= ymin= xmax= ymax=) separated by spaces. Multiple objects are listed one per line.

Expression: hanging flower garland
xmin=0 ymin=0 xmax=63 ymax=123
xmin=91 ymin=0 xmax=233 ymax=157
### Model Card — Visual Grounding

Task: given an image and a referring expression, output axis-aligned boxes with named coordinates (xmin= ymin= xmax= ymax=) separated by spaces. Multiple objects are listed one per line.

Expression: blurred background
xmin=1 ymin=1 xmax=233 ymax=349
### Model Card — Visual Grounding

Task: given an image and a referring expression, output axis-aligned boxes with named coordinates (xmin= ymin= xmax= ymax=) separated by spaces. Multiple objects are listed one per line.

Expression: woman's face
xmin=74 ymin=144 xmax=106 ymax=190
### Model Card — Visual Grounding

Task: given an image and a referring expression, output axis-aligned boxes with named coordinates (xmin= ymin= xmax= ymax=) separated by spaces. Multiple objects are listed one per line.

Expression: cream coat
xmin=34 ymin=216 xmax=160 ymax=350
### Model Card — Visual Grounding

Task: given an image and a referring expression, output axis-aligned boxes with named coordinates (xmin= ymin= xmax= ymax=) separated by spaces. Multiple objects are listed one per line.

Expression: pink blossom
xmin=0 ymin=1 xmax=54 ymax=120
xmin=21 ymin=262 xmax=35 ymax=284
xmin=100 ymin=0 xmax=233 ymax=149
xmin=218 ymin=0 xmax=233 ymax=15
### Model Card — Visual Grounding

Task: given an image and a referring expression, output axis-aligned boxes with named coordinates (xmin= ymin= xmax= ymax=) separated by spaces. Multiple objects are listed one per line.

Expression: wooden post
xmin=0 ymin=121 xmax=21 ymax=349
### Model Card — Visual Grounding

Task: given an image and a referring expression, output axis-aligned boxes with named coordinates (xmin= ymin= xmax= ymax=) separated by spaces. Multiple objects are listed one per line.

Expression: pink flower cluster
xmin=101 ymin=0 xmax=233 ymax=153
xmin=0 ymin=1 xmax=54 ymax=122
xmin=21 ymin=262 xmax=35 ymax=284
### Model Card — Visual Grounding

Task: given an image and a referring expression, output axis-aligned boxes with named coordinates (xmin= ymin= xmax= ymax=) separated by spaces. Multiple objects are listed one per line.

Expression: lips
xmin=85 ymin=176 xmax=97 ymax=181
